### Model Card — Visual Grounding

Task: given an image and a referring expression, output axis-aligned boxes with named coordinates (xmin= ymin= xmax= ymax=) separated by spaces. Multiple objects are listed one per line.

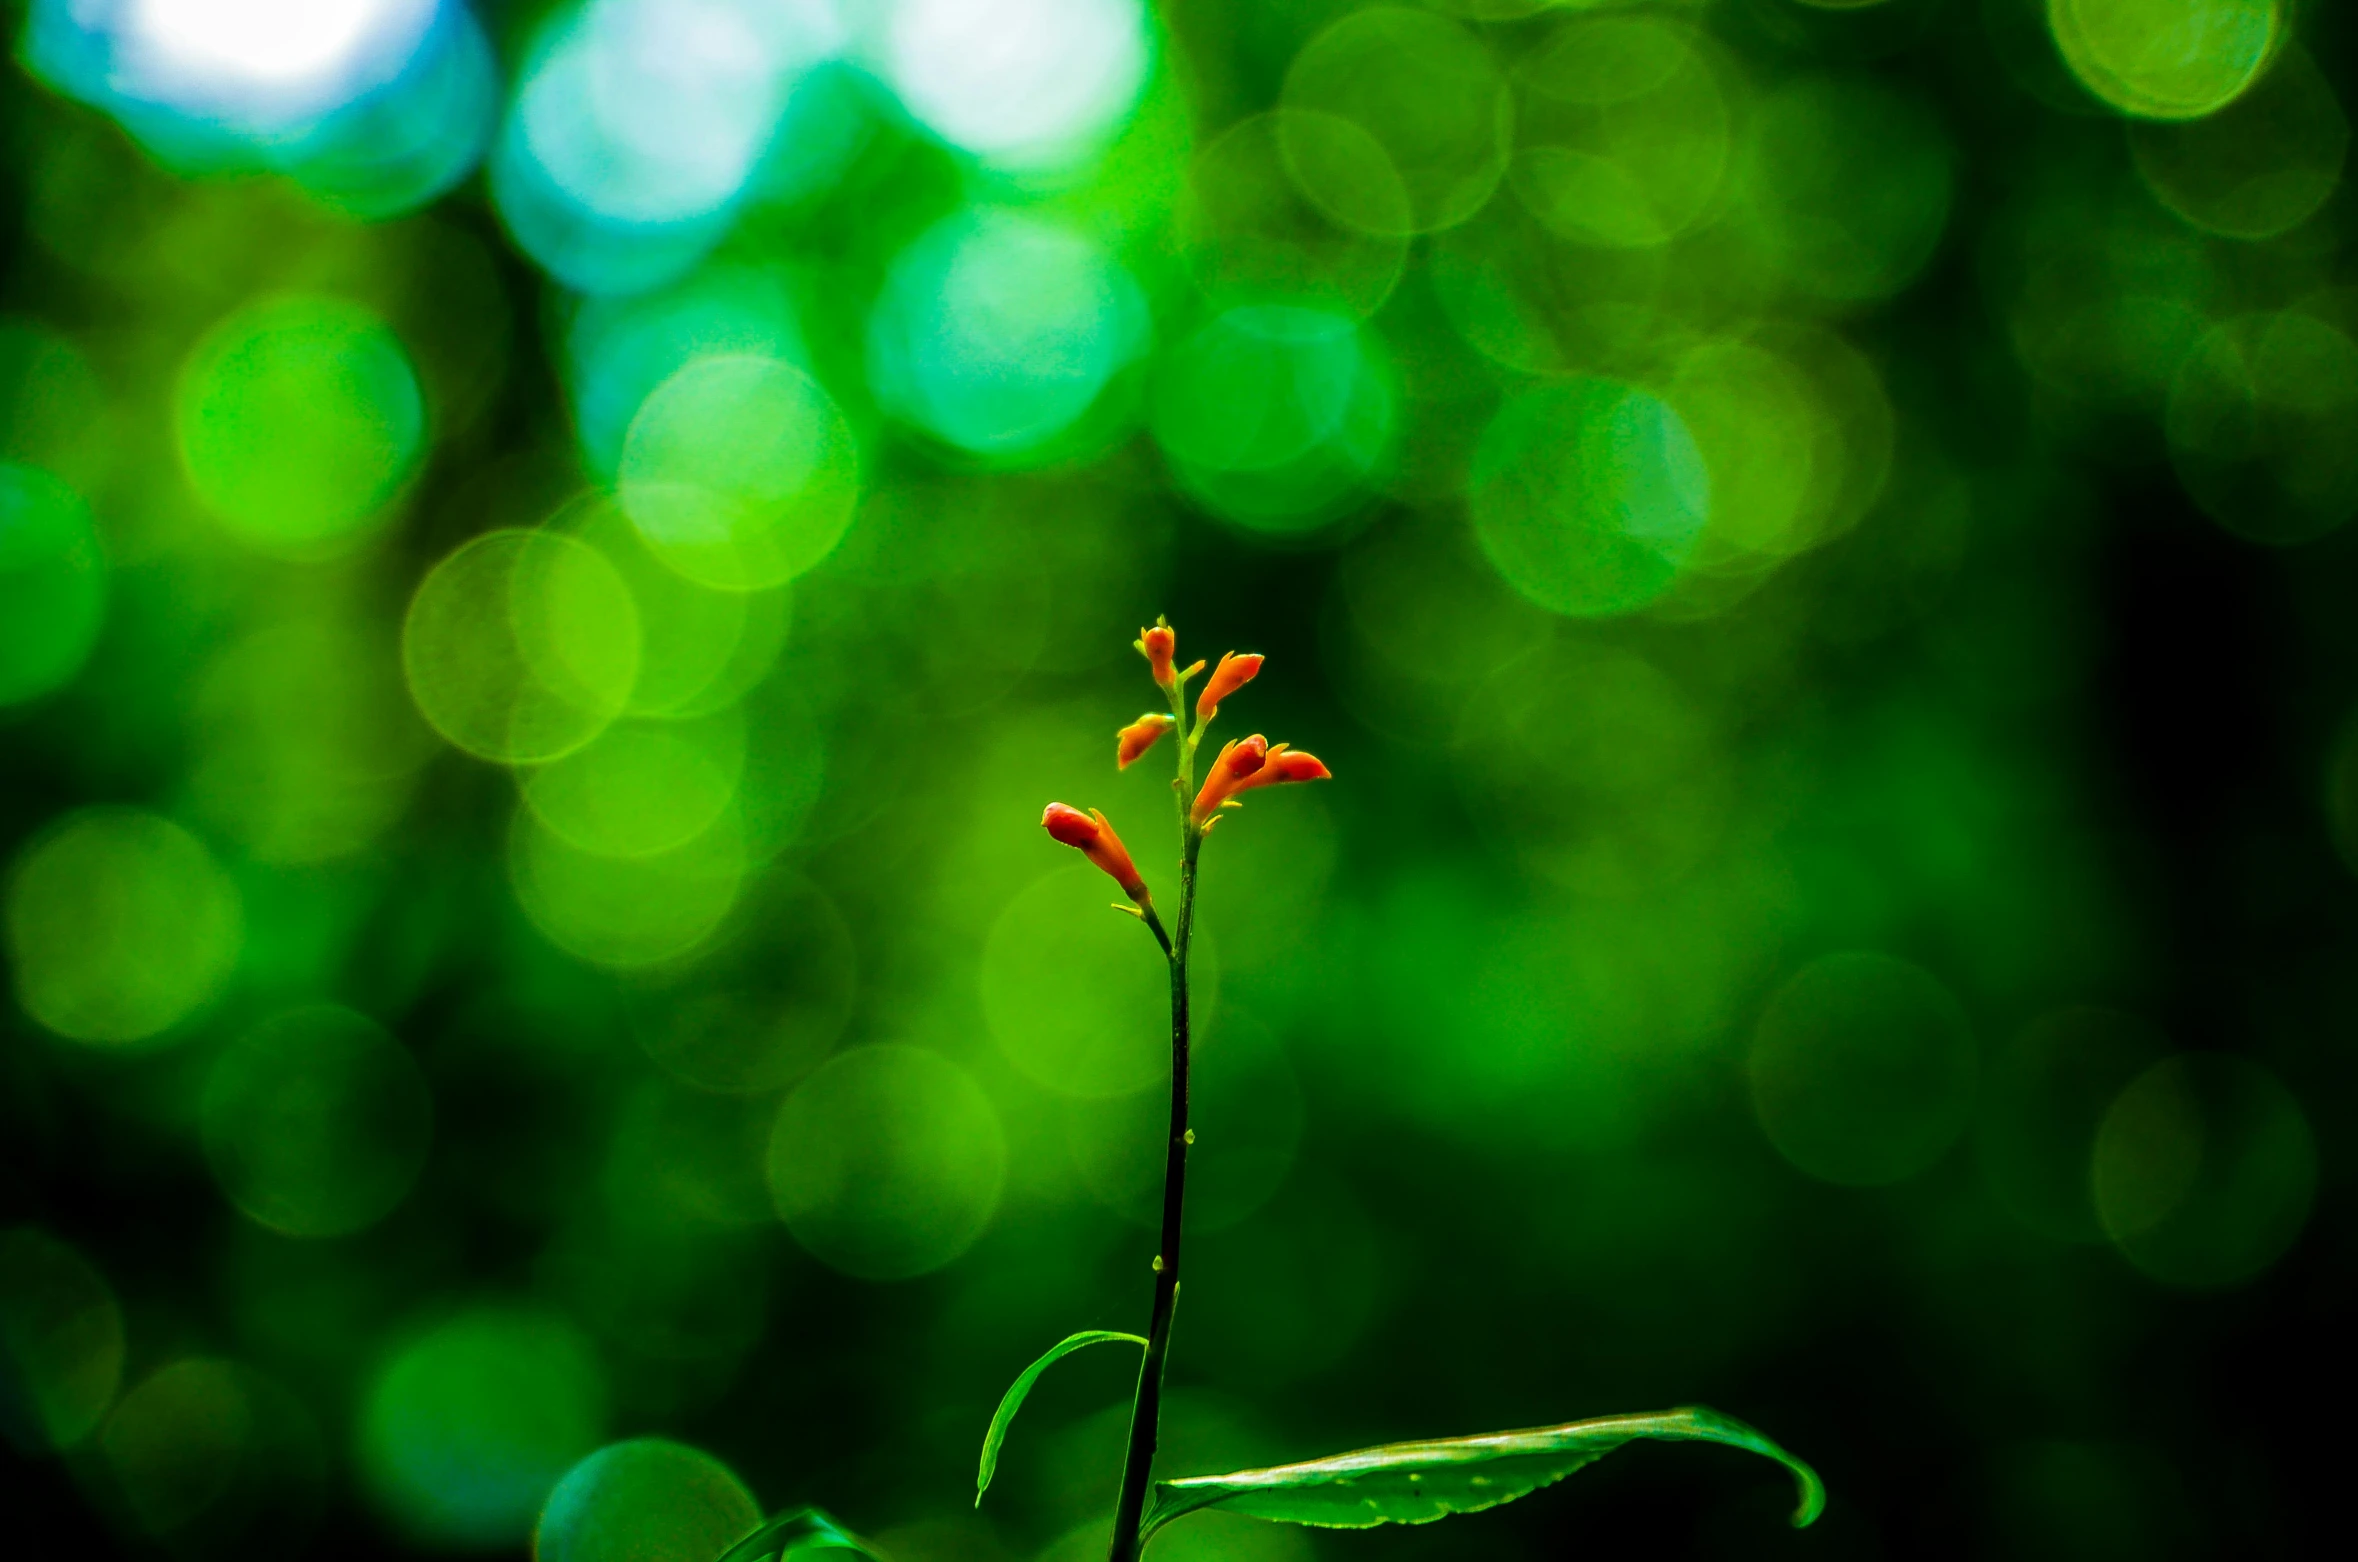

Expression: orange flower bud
xmin=1192 ymin=738 xmax=1329 ymax=826
xmin=1189 ymin=735 xmax=1268 ymax=824
xmin=1116 ymin=713 xmax=1176 ymax=769
xmin=1235 ymin=746 xmax=1331 ymax=793
xmin=1042 ymin=803 xmax=1152 ymax=904
xmin=1195 ymin=652 xmax=1264 ymax=724
xmin=1135 ymin=622 xmax=1176 ymax=687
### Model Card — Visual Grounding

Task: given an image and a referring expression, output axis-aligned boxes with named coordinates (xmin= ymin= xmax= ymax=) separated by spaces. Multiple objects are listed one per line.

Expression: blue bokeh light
xmin=490 ymin=0 xmax=854 ymax=296
xmin=867 ymin=207 xmax=1148 ymax=463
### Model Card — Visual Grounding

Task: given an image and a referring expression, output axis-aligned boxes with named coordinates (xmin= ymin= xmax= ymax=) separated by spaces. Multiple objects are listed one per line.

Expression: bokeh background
xmin=1 ymin=1 xmax=2350 ymax=1557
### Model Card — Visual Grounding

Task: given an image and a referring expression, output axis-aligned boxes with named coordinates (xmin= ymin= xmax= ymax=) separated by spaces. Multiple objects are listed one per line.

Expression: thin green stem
xmin=1107 ymin=832 xmax=1196 ymax=1562
xmin=1107 ymin=671 xmax=1206 ymax=1562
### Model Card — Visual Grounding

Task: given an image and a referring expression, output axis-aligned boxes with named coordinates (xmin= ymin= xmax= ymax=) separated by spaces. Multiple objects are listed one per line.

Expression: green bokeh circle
xmin=2165 ymin=310 xmax=2358 ymax=546
xmin=2091 ymin=1052 xmax=2315 ymax=1288
xmin=535 ymin=1438 xmax=760 ymax=1562
xmin=0 ymin=463 xmax=105 ymax=707
xmin=2129 ymin=44 xmax=2348 ymax=240
xmin=1737 ymin=76 xmax=1952 ymax=305
xmin=200 ymin=1006 xmax=433 ymax=1239
xmin=5 ymin=808 xmax=242 ymax=1047
xmin=1749 ymin=951 xmax=1978 ymax=1187
xmin=766 ymin=1045 xmax=1007 ymax=1281
xmin=360 ymin=1308 xmax=609 ymax=1549
xmin=1975 ymin=1007 xmax=2169 ymax=1243
xmin=175 ymin=296 xmax=426 ymax=556
xmin=1469 ymin=376 xmax=1708 ymax=617
xmin=0 ymin=1226 xmax=124 ymax=1453
xmin=1150 ymin=302 xmax=1396 ymax=533
xmin=1281 ymin=7 xmax=1511 ymax=236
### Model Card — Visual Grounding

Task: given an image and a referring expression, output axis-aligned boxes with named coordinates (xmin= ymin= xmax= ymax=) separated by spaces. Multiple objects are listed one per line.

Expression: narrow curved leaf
xmin=713 ymin=1505 xmax=885 ymax=1562
xmin=975 ymin=1330 xmax=1149 ymax=1508
xmin=1140 ymin=1405 xmax=1823 ymax=1544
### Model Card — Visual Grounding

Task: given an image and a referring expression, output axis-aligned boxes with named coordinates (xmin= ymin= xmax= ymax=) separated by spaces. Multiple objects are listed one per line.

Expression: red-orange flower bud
xmin=1190 ymin=735 xmax=1268 ymax=823
xmin=1136 ymin=623 xmax=1176 ymax=687
xmin=1042 ymin=803 xmax=1152 ymax=904
xmin=1235 ymin=746 xmax=1331 ymax=793
xmin=1195 ymin=651 xmax=1264 ymax=724
xmin=1116 ymin=713 xmax=1176 ymax=769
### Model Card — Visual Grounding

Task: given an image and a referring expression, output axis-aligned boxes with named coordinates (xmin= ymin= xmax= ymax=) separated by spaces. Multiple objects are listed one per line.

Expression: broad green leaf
xmin=975 ymin=1329 xmax=1149 ymax=1507
xmin=1139 ymin=1405 xmax=1823 ymax=1543
xmin=714 ymin=1505 xmax=885 ymax=1562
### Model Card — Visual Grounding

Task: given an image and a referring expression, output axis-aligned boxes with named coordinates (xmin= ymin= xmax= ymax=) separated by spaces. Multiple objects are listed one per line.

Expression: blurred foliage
xmin=0 ymin=1 xmax=2350 ymax=1558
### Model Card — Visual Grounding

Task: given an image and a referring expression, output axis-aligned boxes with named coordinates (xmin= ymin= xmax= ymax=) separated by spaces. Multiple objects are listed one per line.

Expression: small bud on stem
xmin=1116 ymin=713 xmax=1176 ymax=770
xmin=1042 ymin=803 xmax=1153 ymax=909
xmin=1195 ymin=652 xmax=1264 ymax=726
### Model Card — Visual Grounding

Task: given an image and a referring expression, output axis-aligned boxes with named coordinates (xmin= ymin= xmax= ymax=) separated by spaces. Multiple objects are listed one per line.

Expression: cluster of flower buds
xmin=1043 ymin=619 xmax=1329 ymax=910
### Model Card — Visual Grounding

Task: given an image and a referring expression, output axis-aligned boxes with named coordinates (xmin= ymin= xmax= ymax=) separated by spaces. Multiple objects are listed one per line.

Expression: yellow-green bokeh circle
xmin=982 ymin=865 xmax=1217 ymax=1098
xmin=5 ymin=808 xmax=242 ymax=1047
xmin=522 ymin=711 xmax=745 ymax=861
xmin=1508 ymin=13 xmax=1732 ymax=251
xmin=175 ymin=296 xmax=426 ymax=556
xmin=2091 ymin=1053 xmax=2315 ymax=1288
xmin=1749 ymin=951 xmax=1978 ymax=1186
xmin=534 ymin=1438 xmax=759 ymax=1562
xmin=2048 ymin=0 xmax=2279 ymax=121
xmin=189 ymin=614 xmax=433 ymax=865
xmin=1667 ymin=336 xmax=1830 ymax=571
xmin=1281 ymin=6 xmax=1511 ymax=236
xmin=558 ymin=495 xmax=788 ymax=720
xmin=0 ymin=462 xmax=105 ymax=707
xmin=403 ymin=529 xmax=642 ymax=766
xmin=618 ymin=356 xmax=860 ymax=592
xmin=507 ymin=804 xmax=747 ymax=971
xmin=1187 ymin=110 xmax=1411 ymax=319
xmin=1469 ymin=377 xmax=1709 ymax=617
xmin=360 ymin=1308 xmax=609 ymax=1550
xmin=200 ymin=1006 xmax=433 ymax=1239
xmin=765 ymin=1045 xmax=1007 ymax=1281
xmin=0 ymin=1226 xmax=124 ymax=1452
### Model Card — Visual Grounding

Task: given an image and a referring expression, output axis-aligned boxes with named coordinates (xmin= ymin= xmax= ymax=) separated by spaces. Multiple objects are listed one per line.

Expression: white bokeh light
xmin=881 ymin=0 xmax=1150 ymax=170
xmin=96 ymin=0 xmax=438 ymax=127
xmin=125 ymin=0 xmax=390 ymax=86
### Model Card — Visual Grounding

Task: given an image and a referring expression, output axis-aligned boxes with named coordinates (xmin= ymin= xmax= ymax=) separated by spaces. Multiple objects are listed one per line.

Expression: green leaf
xmin=1139 ymin=1405 xmax=1823 ymax=1544
xmin=975 ymin=1329 xmax=1149 ymax=1508
xmin=713 ymin=1505 xmax=885 ymax=1562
